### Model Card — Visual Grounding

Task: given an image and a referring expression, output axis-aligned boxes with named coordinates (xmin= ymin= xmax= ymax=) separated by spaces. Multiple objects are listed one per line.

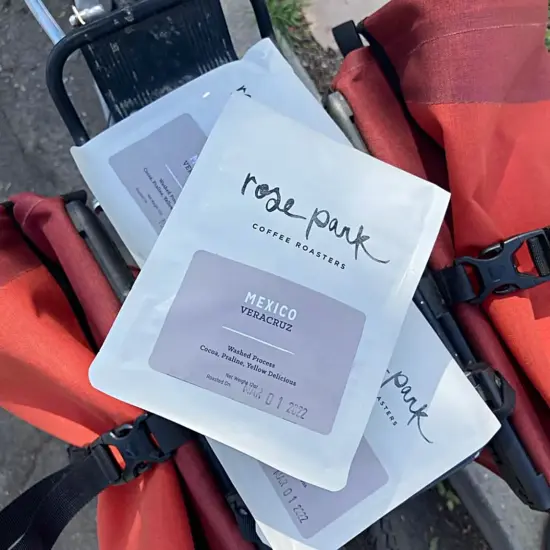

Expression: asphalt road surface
xmin=0 ymin=1 xmax=494 ymax=549
xmin=0 ymin=0 xmax=103 ymax=547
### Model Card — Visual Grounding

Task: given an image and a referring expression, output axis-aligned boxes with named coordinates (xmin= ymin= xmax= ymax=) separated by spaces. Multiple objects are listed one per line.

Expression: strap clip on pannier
xmin=68 ymin=412 xmax=189 ymax=484
xmin=436 ymin=227 xmax=550 ymax=305
xmin=463 ymin=363 xmax=516 ymax=422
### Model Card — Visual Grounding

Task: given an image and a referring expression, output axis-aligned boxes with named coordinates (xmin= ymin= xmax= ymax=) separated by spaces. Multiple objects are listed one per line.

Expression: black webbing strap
xmin=435 ymin=227 xmax=550 ymax=305
xmin=0 ymin=455 xmax=116 ymax=550
xmin=0 ymin=413 xmax=192 ymax=550
xmin=0 ymin=468 xmax=69 ymax=550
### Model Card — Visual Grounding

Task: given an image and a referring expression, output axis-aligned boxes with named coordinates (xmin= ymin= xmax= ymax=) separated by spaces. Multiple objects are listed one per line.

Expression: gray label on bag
xmin=149 ymin=250 xmax=366 ymax=434
xmin=262 ymin=439 xmax=389 ymax=538
xmin=109 ymin=114 xmax=207 ymax=233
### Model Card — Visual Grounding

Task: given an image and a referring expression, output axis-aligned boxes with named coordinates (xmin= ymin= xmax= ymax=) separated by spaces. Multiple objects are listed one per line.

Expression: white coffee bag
xmin=89 ymin=95 xmax=449 ymax=490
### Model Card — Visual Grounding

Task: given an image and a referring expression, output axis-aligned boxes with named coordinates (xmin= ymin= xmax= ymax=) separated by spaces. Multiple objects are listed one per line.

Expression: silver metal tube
xmin=26 ymin=0 xmax=112 ymax=125
xmin=24 ymin=0 xmax=65 ymax=44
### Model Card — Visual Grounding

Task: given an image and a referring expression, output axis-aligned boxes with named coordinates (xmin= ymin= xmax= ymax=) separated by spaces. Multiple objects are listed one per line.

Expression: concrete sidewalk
xmin=304 ymin=0 xmax=387 ymax=50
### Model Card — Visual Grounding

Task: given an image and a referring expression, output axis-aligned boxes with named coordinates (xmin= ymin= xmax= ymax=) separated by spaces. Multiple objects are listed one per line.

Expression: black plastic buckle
xmin=453 ymin=228 xmax=550 ymax=304
xmin=70 ymin=413 xmax=173 ymax=485
xmin=467 ymin=363 xmax=516 ymax=422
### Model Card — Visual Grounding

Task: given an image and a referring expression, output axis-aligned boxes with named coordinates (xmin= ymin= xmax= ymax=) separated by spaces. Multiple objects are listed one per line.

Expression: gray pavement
xmin=0 ymin=1 xmax=102 ymax=548
xmin=453 ymin=464 xmax=548 ymax=550
xmin=0 ymin=0 xmax=104 ymax=200
xmin=304 ymin=0 xmax=388 ymax=50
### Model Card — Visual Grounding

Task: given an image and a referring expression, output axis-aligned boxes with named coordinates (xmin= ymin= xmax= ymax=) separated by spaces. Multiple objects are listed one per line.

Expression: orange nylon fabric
xmin=365 ymin=0 xmax=550 ymax=406
xmin=0 ymin=197 xmax=194 ymax=550
xmin=417 ymin=101 xmax=550 ymax=407
xmin=333 ymin=0 xmax=550 ymax=481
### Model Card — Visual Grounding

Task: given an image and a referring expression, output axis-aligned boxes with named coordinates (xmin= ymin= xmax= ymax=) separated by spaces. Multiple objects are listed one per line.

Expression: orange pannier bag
xmin=0 ymin=193 xmax=257 ymax=550
xmin=332 ymin=0 xmax=550 ymax=509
